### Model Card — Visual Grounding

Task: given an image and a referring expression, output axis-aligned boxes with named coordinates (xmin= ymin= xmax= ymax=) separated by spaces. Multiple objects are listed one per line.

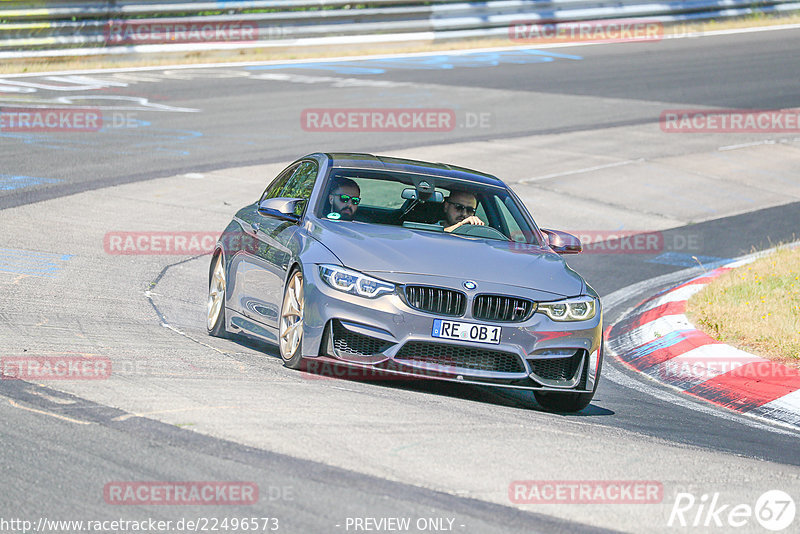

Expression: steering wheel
xmin=451 ymin=223 xmax=509 ymax=241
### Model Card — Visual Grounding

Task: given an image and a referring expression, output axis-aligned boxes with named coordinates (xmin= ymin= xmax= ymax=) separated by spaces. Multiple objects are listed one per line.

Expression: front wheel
xmin=534 ymin=342 xmax=603 ymax=412
xmin=534 ymin=390 xmax=594 ymax=412
xmin=279 ymin=269 xmax=305 ymax=369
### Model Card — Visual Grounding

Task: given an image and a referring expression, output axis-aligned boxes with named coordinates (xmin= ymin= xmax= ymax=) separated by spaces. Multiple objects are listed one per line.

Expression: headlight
xmin=318 ymin=264 xmax=395 ymax=298
xmin=537 ymin=296 xmax=597 ymax=321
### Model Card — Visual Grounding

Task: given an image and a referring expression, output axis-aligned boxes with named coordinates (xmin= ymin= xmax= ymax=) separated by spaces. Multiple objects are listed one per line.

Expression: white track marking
xmin=160 ymin=323 xmax=229 ymax=356
xmin=719 ymin=139 xmax=778 ymax=151
xmin=54 ymin=95 xmax=199 ymax=112
xmin=516 ymin=159 xmax=641 ymax=183
xmin=5 ymin=398 xmax=91 ymax=425
xmin=755 ymin=390 xmax=800 ymax=428
xmin=724 ymin=257 xmax=758 ymax=269
xmin=623 ymin=315 xmax=695 ymax=346
xmin=111 ymin=405 xmax=238 ymax=422
xmin=651 ymin=344 xmax=765 ymax=387
xmin=0 ymin=85 xmax=35 ymax=93
xmin=635 ymin=283 xmax=706 ymax=314
xmin=251 ymin=72 xmax=411 ymax=88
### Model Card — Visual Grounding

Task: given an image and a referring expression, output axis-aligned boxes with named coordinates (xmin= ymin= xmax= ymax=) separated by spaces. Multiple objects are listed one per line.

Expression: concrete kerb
xmin=605 ymin=241 xmax=800 ymax=429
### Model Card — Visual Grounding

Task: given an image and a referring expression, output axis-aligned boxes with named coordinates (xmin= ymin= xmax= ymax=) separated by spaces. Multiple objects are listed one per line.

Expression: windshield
xmin=316 ymin=168 xmax=542 ymax=245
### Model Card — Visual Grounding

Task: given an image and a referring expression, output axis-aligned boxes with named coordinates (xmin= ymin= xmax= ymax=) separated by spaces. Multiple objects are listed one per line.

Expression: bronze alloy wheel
xmin=279 ymin=270 xmax=304 ymax=368
xmin=207 ymin=254 xmax=227 ymax=336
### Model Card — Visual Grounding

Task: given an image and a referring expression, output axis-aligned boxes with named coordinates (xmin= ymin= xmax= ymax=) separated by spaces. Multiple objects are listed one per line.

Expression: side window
xmin=259 ymin=163 xmax=300 ymax=203
xmin=279 ymin=160 xmax=318 ymax=217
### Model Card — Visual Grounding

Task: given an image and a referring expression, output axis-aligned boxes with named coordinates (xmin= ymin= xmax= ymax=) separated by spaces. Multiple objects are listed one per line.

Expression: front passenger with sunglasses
xmin=440 ymin=190 xmax=485 ymax=233
xmin=327 ymin=177 xmax=361 ymax=221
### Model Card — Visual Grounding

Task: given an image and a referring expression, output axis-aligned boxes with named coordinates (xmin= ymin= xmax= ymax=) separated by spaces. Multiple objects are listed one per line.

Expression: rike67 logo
xmin=668 ymin=490 xmax=796 ymax=531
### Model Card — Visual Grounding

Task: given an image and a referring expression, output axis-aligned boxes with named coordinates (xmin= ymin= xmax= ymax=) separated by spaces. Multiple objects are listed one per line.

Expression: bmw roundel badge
xmin=463 ymin=280 xmax=477 ymax=290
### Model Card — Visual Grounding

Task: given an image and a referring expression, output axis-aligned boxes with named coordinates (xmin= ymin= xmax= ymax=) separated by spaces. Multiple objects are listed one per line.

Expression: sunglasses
xmin=334 ymin=194 xmax=361 ymax=205
xmin=446 ymin=201 xmax=476 ymax=215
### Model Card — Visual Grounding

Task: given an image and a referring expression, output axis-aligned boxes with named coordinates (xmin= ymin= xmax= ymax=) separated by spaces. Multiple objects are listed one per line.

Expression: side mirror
xmin=258 ymin=197 xmax=302 ymax=223
xmin=541 ymin=229 xmax=582 ymax=254
xmin=402 ymin=188 xmax=444 ymax=203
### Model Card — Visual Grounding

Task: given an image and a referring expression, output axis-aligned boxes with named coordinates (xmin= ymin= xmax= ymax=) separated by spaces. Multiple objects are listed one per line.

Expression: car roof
xmin=323 ymin=152 xmax=506 ymax=187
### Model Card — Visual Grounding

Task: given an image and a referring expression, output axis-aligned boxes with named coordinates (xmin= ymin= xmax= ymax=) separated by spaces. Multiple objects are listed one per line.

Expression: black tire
xmin=534 ymin=341 xmax=603 ymax=413
xmin=534 ymin=390 xmax=595 ymax=413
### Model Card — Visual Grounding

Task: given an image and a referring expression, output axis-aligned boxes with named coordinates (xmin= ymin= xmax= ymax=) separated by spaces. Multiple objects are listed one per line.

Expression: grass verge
xmin=687 ymin=246 xmax=800 ymax=367
xmin=1 ymin=13 xmax=799 ymax=75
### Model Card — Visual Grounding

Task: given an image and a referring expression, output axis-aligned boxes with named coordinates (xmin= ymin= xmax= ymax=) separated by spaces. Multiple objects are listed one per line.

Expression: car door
xmin=229 ymin=162 xmax=298 ymax=328
xmin=234 ymin=160 xmax=318 ymax=330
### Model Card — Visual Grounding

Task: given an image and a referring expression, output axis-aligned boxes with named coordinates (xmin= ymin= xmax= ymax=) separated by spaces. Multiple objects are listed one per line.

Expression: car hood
xmin=310 ymin=219 xmax=585 ymax=298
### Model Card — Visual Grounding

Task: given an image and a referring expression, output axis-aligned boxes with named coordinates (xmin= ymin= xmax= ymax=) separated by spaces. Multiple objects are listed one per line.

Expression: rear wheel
xmin=279 ymin=269 xmax=305 ymax=369
xmin=207 ymin=254 xmax=229 ymax=338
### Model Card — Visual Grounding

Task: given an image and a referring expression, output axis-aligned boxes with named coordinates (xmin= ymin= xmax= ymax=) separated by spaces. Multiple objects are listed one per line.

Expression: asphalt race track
xmin=1 ymin=27 xmax=800 ymax=533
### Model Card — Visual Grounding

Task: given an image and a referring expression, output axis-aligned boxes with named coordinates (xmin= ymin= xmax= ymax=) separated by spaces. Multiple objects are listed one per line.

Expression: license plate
xmin=431 ymin=319 xmax=501 ymax=345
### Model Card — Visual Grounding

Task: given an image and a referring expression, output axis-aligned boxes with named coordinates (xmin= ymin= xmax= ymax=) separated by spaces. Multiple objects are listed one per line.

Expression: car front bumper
xmin=302 ymin=265 xmax=603 ymax=392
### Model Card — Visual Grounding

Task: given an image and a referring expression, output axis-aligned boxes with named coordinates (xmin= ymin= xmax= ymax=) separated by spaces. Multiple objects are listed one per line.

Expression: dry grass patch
xmin=687 ymin=247 xmax=800 ymax=366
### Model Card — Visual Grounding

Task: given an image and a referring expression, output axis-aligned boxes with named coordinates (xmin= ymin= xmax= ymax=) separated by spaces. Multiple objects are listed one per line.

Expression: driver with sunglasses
xmin=327 ymin=177 xmax=361 ymax=221
xmin=440 ymin=189 xmax=485 ymax=233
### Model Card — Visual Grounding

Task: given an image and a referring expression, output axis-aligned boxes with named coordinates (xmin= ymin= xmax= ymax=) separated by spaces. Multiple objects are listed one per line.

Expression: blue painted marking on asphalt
xmin=0 ymin=132 xmax=93 ymax=151
xmin=245 ymin=49 xmax=582 ymax=75
xmin=0 ymin=174 xmax=62 ymax=190
xmin=0 ymin=248 xmax=72 ymax=262
xmin=625 ymin=330 xmax=693 ymax=360
xmin=0 ymin=248 xmax=73 ymax=277
xmin=646 ymin=252 xmax=731 ymax=268
xmin=0 ymin=125 xmax=202 ymax=156
xmin=118 ymin=128 xmax=204 ymax=156
xmin=100 ymin=118 xmax=151 ymax=132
